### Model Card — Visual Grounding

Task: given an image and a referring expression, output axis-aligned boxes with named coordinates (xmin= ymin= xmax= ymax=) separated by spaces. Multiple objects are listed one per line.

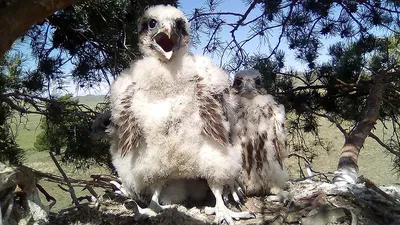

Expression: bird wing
xmin=259 ymin=95 xmax=286 ymax=169
xmin=272 ymin=103 xmax=286 ymax=169
xmin=194 ymin=55 xmax=234 ymax=147
xmin=110 ymin=74 xmax=143 ymax=157
xmin=240 ymin=94 xmax=286 ymax=173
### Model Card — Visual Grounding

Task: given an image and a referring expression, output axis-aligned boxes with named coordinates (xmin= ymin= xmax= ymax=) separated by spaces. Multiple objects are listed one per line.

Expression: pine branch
xmin=230 ymin=0 xmax=260 ymax=34
xmin=189 ymin=12 xmax=244 ymax=22
xmin=337 ymin=2 xmax=366 ymax=35
xmin=33 ymin=169 xmax=114 ymax=189
xmin=288 ymin=153 xmax=334 ymax=182
xmin=266 ymin=0 xmax=298 ymax=60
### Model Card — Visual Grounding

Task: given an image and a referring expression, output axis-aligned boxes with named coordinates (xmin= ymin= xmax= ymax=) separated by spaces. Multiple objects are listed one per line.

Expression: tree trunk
xmin=0 ymin=0 xmax=76 ymax=59
xmin=334 ymin=73 xmax=388 ymax=184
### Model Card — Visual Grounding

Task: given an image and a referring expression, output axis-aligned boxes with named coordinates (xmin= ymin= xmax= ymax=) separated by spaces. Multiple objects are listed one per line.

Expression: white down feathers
xmin=109 ymin=54 xmax=242 ymax=200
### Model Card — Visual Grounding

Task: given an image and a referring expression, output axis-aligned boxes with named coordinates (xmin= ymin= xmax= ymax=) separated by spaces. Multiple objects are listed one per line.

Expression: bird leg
xmin=148 ymin=185 xmax=172 ymax=211
xmin=205 ymin=182 xmax=254 ymax=225
xmin=129 ymin=184 xmax=172 ymax=220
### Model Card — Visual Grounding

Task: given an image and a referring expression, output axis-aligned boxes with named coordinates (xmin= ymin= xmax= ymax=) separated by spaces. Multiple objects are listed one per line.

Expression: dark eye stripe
xmin=255 ymin=78 xmax=262 ymax=85
xmin=175 ymin=18 xmax=188 ymax=36
xmin=233 ymin=79 xmax=242 ymax=86
xmin=139 ymin=19 xmax=149 ymax=34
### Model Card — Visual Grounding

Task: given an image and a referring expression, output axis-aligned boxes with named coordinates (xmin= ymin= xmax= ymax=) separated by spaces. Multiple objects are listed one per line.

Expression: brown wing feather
xmin=264 ymin=103 xmax=285 ymax=169
xmin=196 ymin=76 xmax=229 ymax=147
xmin=241 ymin=101 xmax=285 ymax=172
xmin=242 ymin=127 xmax=269 ymax=174
xmin=115 ymin=83 xmax=143 ymax=157
xmin=273 ymin=118 xmax=285 ymax=169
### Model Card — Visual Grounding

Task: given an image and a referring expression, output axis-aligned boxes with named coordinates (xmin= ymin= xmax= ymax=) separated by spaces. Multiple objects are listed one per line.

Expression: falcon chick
xmin=109 ymin=5 xmax=253 ymax=224
xmin=230 ymin=69 xmax=288 ymax=196
xmin=91 ymin=110 xmax=112 ymax=142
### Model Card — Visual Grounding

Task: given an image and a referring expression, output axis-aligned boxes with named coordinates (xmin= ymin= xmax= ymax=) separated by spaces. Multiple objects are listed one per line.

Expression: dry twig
xmin=36 ymin=183 xmax=56 ymax=209
xmin=49 ymin=151 xmax=79 ymax=206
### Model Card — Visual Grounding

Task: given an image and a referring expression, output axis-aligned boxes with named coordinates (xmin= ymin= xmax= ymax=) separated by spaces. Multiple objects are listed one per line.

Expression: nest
xmin=2 ymin=164 xmax=400 ymax=225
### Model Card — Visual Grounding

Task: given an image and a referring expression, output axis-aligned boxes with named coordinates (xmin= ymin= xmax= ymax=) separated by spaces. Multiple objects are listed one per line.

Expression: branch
xmin=1 ymin=96 xmax=47 ymax=115
xmin=291 ymin=172 xmax=334 ymax=182
xmin=336 ymin=71 xmax=391 ymax=182
xmin=83 ymin=184 xmax=100 ymax=200
xmin=189 ymin=11 xmax=244 ymax=22
xmin=288 ymin=153 xmax=334 ymax=182
xmin=312 ymin=111 xmax=349 ymax=137
xmin=230 ymin=0 xmax=259 ymax=34
xmin=33 ymin=169 xmax=114 ymax=189
xmin=361 ymin=1 xmax=400 ymax=14
xmin=368 ymin=132 xmax=397 ymax=155
xmin=288 ymin=153 xmax=313 ymax=168
xmin=265 ymin=0 xmax=298 ymax=60
xmin=49 ymin=151 xmax=79 ymax=206
xmin=337 ymin=2 xmax=366 ymax=35
xmin=292 ymin=84 xmax=330 ymax=92
xmin=36 ymin=183 xmax=56 ymax=209
xmin=203 ymin=20 xmax=223 ymax=55
xmin=3 ymin=92 xmax=52 ymax=102
xmin=277 ymin=71 xmax=308 ymax=85
xmin=58 ymin=184 xmax=70 ymax=192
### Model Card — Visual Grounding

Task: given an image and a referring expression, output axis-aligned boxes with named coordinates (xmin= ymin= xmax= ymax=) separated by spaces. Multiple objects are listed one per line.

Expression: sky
xmin=13 ymin=0 xmax=391 ymax=96
xmin=180 ymin=0 xmax=310 ymax=69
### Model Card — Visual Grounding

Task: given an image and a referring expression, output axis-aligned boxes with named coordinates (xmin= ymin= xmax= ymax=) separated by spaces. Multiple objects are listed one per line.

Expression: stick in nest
xmin=36 ymin=183 xmax=56 ymax=209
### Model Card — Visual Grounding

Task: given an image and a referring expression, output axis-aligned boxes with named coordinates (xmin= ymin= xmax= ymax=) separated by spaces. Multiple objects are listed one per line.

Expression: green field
xmin=12 ymin=94 xmax=399 ymax=212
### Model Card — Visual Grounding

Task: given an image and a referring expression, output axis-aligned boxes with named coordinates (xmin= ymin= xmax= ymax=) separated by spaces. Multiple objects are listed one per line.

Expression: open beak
xmin=153 ymin=25 xmax=180 ymax=60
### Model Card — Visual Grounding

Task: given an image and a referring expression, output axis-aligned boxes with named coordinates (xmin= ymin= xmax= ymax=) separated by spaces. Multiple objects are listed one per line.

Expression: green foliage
xmin=0 ymin=53 xmax=26 ymax=165
xmin=279 ymin=36 xmax=400 ymax=165
xmin=0 ymin=104 xmax=25 ymax=165
xmin=34 ymin=95 xmax=76 ymax=154
xmin=33 ymin=94 xmax=113 ymax=169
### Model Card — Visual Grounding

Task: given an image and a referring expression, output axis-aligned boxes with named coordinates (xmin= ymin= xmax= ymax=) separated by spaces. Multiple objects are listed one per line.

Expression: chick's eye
xmin=148 ymin=19 xmax=157 ymax=29
xmin=255 ymin=78 xmax=262 ymax=86
xmin=233 ymin=79 xmax=242 ymax=87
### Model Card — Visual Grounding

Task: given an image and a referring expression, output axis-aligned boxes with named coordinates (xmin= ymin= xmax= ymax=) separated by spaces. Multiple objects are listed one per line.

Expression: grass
xmin=11 ymin=94 xmax=399 ymax=212
xmin=285 ymin=117 xmax=399 ymax=186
